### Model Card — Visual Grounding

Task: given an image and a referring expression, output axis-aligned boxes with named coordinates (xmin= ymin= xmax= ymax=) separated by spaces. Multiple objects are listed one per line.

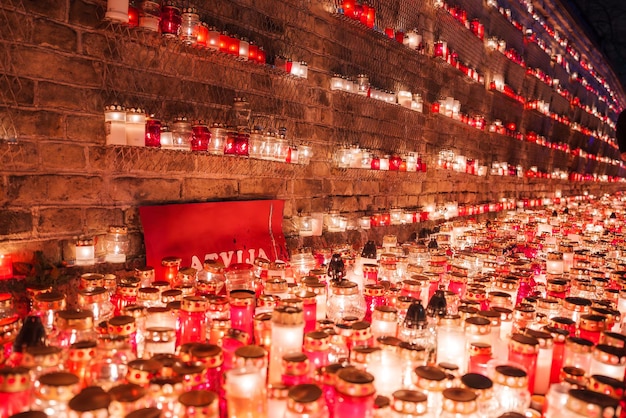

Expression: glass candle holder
xmin=491 ymin=365 xmax=530 ymax=413
xmin=144 ymin=115 xmax=161 ymax=148
xmin=104 ymin=225 xmax=129 ymax=263
xmin=224 ymin=366 xmax=267 ymax=418
xmin=179 ymin=296 xmax=208 ymax=345
xmin=105 ymin=0 xmax=129 ymax=23
xmin=125 ymin=108 xmax=146 ymax=147
xmin=179 ymin=8 xmax=199 ymax=45
xmin=285 ymin=383 xmax=328 ymax=418
xmin=191 ymin=122 xmax=210 ymax=152
xmin=196 ymin=22 xmax=209 ymax=47
xmin=327 ymin=281 xmax=366 ymax=322
xmin=589 ymin=344 xmax=626 ymax=380
xmin=564 ymin=389 xmax=619 ymax=418
xmin=563 ymin=337 xmax=593 ymax=370
xmin=334 ymin=368 xmax=375 ymax=418
xmin=33 ymin=371 xmax=81 ymax=416
xmin=229 ymin=290 xmax=255 ymax=339
xmin=413 ymin=365 xmax=447 ymax=413
xmin=371 ymin=306 xmax=398 ymax=339
xmin=303 ymin=331 xmax=330 ymax=372
xmin=524 ymin=329 xmax=553 ymax=395
xmin=159 ymin=2 xmax=181 ymax=37
xmin=507 ymin=333 xmax=539 ymax=394
xmin=75 ymin=238 xmax=95 ymax=266
xmin=437 ymin=315 xmax=466 ymax=372
xmin=171 ymin=118 xmax=192 ymax=150
xmin=68 ymin=387 xmax=112 ymax=417
xmin=177 ymin=389 xmax=218 ymax=418
xmin=104 ymin=105 xmax=126 ymax=146
xmin=281 ymin=352 xmax=310 ymax=387
xmin=138 ymin=0 xmax=160 ymax=32
xmin=268 ymin=306 xmax=304 ymax=383
xmin=440 ymin=387 xmax=478 ymax=418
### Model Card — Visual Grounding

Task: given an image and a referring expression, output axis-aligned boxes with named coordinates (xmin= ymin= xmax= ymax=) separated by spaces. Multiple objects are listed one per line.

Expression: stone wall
xmin=0 ymin=0 xmax=624 ymax=268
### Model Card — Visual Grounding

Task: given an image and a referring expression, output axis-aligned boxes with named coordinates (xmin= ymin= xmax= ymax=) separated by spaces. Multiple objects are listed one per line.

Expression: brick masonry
xmin=0 ymin=0 xmax=624 ymax=267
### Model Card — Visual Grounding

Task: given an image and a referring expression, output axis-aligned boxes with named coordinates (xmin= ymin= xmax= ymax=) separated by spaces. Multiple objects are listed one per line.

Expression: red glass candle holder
xmin=191 ymin=123 xmax=210 ymax=152
xmin=342 ymin=0 xmax=356 ymax=18
xmin=366 ymin=6 xmax=375 ymax=28
xmin=0 ymin=254 xmax=13 ymax=280
xmin=128 ymin=3 xmax=139 ymax=28
xmin=371 ymin=156 xmax=381 ymax=170
xmin=248 ymin=42 xmax=258 ymax=61
xmin=145 ymin=116 xmax=161 ymax=148
xmin=389 ymin=154 xmax=402 ymax=171
xmin=256 ymin=47 xmax=266 ymax=64
xmin=228 ymin=35 xmax=240 ymax=56
xmin=219 ymin=31 xmax=230 ymax=53
xmin=235 ymin=131 xmax=249 ymax=156
xmin=385 ymin=27 xmax=395 ymax=39
xmin=223 ymin=130 xmax=237 ymax=155
xmin=508 ymin=333 xmax=539 ymax=394
xmin=159 ymin=4 xmax=181 ymax=37
xmin=196 ymin=23 xmax=208 ymax=47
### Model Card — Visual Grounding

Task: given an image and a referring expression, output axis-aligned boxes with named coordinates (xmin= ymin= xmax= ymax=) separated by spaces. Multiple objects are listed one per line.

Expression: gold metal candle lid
xmin=363 ymin=284 xmax=385 ymax=297
xmin=190 ymin=344 xmax=223 ymax=368
xmin=600 ymin=331 xmax=626 ymax=348
xmin=178 ymin=389 xmax=217 ymax=407
xmin=33 ymin=290 xmax=66 ymax=311
xmin=592 ymin=344 xmax=626 ymax=365
xmin=560 ymin=366 xmax=587 ymax=386
xmin=579 ymin=314 xmax=607 ymax=332
xmin=282 ymin=352 xmax=310 ymax=376
xmin=9 ymin=411 xmax=48 ymax=418
xmin=68 ymin=387 xmax=112 ymax=412
xmin=373 ymin=305 xmax=398 ymax=322
xmin=493 ymin=365 xmax=527 ymax=388
xmin=0 ymin=366 xmax=30 ymax=392
xmin=524 ymin=329 xmax=554 ymax=349
xmin=162 ymin=256 xmax=182 ymax=267
xmin=565 ymin=337 xmax=594 ymax=353
xmin=108 ymin=315 xmax=136 ymax=336
xmin=287 ymin=383 xmax=324 ymax=414
xmin=350 ymin=346 xmax=380 ymax=365
xmin=563 ymin=297 xmax=592 ymax=312
xmin=304 ymin=331 xmax=330 ymax=351
xmin=68 ymin=340 xmax=98 ymax=363
xmin=414 ymin=366 xmax=447 ymax=392
xmin=464 ymin=316 xmax=491 ymax=335
xmin=509 ymin=333 xmax=540 ymax=354
xmin=56 ymin=309 xmax=94 ymax=330
xmin=331 ymin=280 xmax=358 ymax=295
xmin=22 ymin=346 xmax=62 ymax=368
xmin=78 ymin=286 xmax=108 ymax=303
xmin=399 ymin=342 xmax=426 ymax=362
xmin=315 ymin=363 xmax=345 ymax=386
xmin=80 ymin=273 xmax=105 ymax=289
xmin=469 ymin=342 xmax=491 ymax=356
xmin=391 ymin=389 xmax=428 ymax=414
xmin=566 ymin=389 xmax=619 ymax=418
xmin=335 ymin=368 xmax=375 ymax=397
xmin=109 ymin=383 xmax=146 ymax=403
xmin=442 ymin=387 xmax=478 ymax=414
xmin=182 ymin=295 xmax=207 ymax=312
xmin=229 ymin=290 xmax=256 ymax=306
xmin=272 ymin=305 xmax=303 ymax=325
xmin=588 ymin=374 xmax=626 ymax=399
xmin=145 ymin=327 xmax=176 ymax=343
xmin=125 ymin=407 xmax=162 ymax=418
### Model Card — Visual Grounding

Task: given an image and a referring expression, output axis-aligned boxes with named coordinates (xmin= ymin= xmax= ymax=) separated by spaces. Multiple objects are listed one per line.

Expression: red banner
xmin=140 ymin=200 xmax=288 ymax=279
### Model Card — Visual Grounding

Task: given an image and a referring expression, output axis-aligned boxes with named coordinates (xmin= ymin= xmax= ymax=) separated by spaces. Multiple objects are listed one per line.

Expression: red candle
xmin=365 ymin=6 xmax=375 ymax=28
xmin=385 ymin=27 xmax=395 ymax=39
xmin=256 ymin=47 xmax=266 ymax=64
xmin=342 ymin=0 xmax=356 ymax=18
xmin=228 ymin=35 xmax=240 ymax=56
xmin=248 ymin=42 xmax=258 ymax=61
xmin=128 ymin=3 xmax=139 ymax=28
xmin=196 ymin=23 xmax=208 ymax=47
xmin=0 ymin=254 xmax=13 ymax=280
xmin=219 ymin=31 xmax=230 ymax=53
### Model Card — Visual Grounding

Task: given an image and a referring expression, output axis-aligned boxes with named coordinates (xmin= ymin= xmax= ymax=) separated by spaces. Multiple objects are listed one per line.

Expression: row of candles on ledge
xmin=333 ymin=145 xmax=427 ymax=172
xmin=292 ymin=194 xmax=605 ymax=237
xmin=103 ymin=104 xmax=313 ymax=164
xmin=484 ymin=0 xmax=619 ymax=114
xmin=430 ymin=98 xmax=623 ymax=171
xmin=330 ymin=74 xmax=424 ymax=112
xmin=104 ymin=0 xmax=270 ymax=65
xmin=4 ymin=195 xmax=626 ymax=416
xmin=509 ymin=0 xmax=619 ymax=112
xmin=433 ymin=0 xmax=617 ymax=120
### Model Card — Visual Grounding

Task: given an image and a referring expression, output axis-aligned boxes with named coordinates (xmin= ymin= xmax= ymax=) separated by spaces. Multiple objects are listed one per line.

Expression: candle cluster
xmin=103 ymin=104 xmax=313 ymax=165
xmin=330 ymin=74 xmax=424 ymax=112
xmin=333 ymin=145 xmax=426 ymax=173
xmin=105 ymin=0 xmax=270 ymax=66
xmin=5 ymin=194 xmax=626 ymax=416
xmin=437 ymin=150 xmax=487 ymax=177
xmin=432 ymin=41 xmax=485 ymax=84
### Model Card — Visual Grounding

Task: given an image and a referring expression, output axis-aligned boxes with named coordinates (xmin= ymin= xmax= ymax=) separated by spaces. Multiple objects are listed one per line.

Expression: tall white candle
xmin=268 ymin=306 xmax=304 ymax=383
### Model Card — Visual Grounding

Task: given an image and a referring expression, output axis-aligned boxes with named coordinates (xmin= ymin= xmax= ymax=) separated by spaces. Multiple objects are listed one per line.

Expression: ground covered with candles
xmin=2 ymin=194 xmax=626 ymax=417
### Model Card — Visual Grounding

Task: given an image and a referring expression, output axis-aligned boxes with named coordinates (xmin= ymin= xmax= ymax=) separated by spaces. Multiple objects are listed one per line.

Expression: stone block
xmin=0 ymin=210 xmax=33 ymax=236
xmin=38 ymin=82 xmax=102 ymax=113
xmin=0 ymin=77 xmax=35 ymax=106
xmin=16 ymin=46 xmax=102 ymax=87
xmin=110 ymin=177 xmax=181 ymax=204
xmin=13 ymin=109 xmax=64 ymax=139
xmin=67 ymin=115 xmax=105 ymax=143
xmin=182 ymin=178 xmax=239 ymax=201
xmin=38 ymin=208 xmax=83 ymax=234
xmin=291 ymin=179 xmax=323 ymax=196
xmin=69 ymin=0 xmax=103 ymax=27
xmin=7 ymin=175 xmax=103 ymax=204
xmin=239 ymin=178 xmax=285 ymax=196
xmin=32 ymin=18 xmax=77 ymax=52
xmin=85 ymin=207 xmax=125 ymax=233
xmin=40 ymin=143 xmax=86 ymax=171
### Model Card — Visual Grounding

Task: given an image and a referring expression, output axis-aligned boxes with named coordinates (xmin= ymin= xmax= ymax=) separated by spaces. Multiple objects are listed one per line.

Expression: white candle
xmin=75 ymin=244 xmax=95 ymax=266
xmin=368 ymin=348 xmax=403 ymax=397
xmin=239 ymin=39 xmax=249 ymax=61
xmin=268 ymin=307 xmax=304 ymax=383
xmin=105 ymin=0 xmax=129 ymax=23
xmin=105 ymin=106 xmax=126 ymax=146
xmin=225 ymin=367 xmax=267 ymax=418
xmin=126 ymin=110 xmax=146 ymax=146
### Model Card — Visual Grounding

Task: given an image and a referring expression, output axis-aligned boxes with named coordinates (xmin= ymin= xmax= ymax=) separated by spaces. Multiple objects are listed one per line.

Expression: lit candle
xmin=0 ymin=254 xmax=13 ymax=279
xmin=75 ymin=238 xmax=95 ymax=266
xmin=104 ymin=105 xmax=126 ymax=146
xmin=268 ymin=306 xmax=304 ymax=383
xmin=105 ymin=0 xmax=129 ymax=23
xmin=589 ymin=344 xmax=626 ymax=380
xmin=225 ymin=366 xmax=267 ymax=418
xmin=125 ymin=108 xmax=146 ymax=147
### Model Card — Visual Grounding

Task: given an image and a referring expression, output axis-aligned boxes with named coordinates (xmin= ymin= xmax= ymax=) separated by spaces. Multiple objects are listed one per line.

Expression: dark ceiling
xmin=561 ymin=0 xmax=626 ymax=96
